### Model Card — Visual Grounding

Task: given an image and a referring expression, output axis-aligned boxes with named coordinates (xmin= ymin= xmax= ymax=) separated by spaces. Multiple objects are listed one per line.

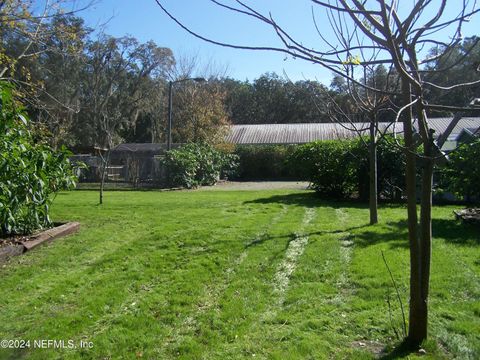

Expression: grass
xmin=0 ymin=189 xmax=478 ymax=359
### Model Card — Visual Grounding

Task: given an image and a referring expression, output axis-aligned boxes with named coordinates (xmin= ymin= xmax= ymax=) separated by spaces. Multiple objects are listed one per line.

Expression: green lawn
xmin=0 ymin=190 xmax=478 ymax=359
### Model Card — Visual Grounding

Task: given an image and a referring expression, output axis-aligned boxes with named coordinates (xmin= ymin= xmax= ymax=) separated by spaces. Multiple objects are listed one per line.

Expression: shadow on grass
xmin=379 ymin=339 xmax=420 ymax=359
xmin=432 ymin=218 xmax=479 ymax=246
xmin=244 ymin=193 xmax=479 ymax=248
xmin=352 ymin=217 xmax=478 ymax=249
xmin=243 ymin=192 xmax=371 ymax=209
xmin=244 ymin=225 xmax=370 ymax=249
xmin=354 ymin=218 xmax=479 ymax=248
xmin=352 ymin=220 xmax=409 ymax=249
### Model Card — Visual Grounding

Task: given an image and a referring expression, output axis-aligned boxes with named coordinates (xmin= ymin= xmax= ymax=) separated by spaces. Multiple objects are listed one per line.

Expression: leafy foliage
xmin=233 ymin=145 xmax=298 ymax=179
xmin=171 ymin=80 xmax=231 ymax=144
xmin=289 ymin=138 xmax=406 ymax=199
xmin=356 ymin=136 xmax=406 ymax=201
xmin=0 ymin=82 xmax=77 ymax=235
xmin=441 ymin=139 xmax=480 ymax=201
xmin=289 ymin=140 xmax=358 ymax=198
xmin=162 ymin=143 xmax=238 ymax=188
xmin=222 ymin=73 xmax=331 ymax=124
xmin=424 ymin=36 xmax=480 ymax=117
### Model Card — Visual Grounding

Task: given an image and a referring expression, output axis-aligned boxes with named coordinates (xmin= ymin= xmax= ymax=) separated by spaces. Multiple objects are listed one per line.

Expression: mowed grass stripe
xmin=1 ymin=202 xmax=247 ymax=328
xmin=161 ymin=203 xmax=306 ymax=359
xmin=225 ymin=205 xmax=356 ymax=359
xmin=196 ymin=205 xmax=313 ymax=359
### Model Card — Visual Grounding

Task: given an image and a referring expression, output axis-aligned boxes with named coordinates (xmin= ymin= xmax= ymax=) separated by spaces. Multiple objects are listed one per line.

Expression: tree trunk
xmin=99 ymin=150 xmax=110 ymax=205
xmin=411 ymin=95 xmax=435 ymax=342
xmin=401 ymin=81 xmax=423 ymax=347
xmin=369 ymin=119 xmax=378 ymax=225
xmin=415 ymin=138 xmax=434 ymax=344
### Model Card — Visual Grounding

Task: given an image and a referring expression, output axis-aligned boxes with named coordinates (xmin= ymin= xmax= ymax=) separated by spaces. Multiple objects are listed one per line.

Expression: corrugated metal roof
xmin=226 ymin=117 xmax=480 ymax=145
xmin=109 ymin=118 xmax=480 ymax=149
xmin=225 ymin=122 xmax=404 ymax=145
xmin=112 ymin=143 xmax=185 ymax=153
xmin=113 ymin=143 xmax=168 ymax=153
xmin=462 ymin=127 xmax=480 ymax=137
xmin=413 ymin=117 xmax=480 ymax=140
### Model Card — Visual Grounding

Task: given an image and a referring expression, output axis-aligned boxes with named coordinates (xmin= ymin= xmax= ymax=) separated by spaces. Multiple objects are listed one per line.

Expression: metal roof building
xmin=225 ymin=117 xmax=480 ymax=146
xmin=105 ymin=118 xmax=480 ymax=152
xmin=418 ymin=117 xmax=480 ymax=140
xmin=225 ymin=122 xmax=404 ymax=145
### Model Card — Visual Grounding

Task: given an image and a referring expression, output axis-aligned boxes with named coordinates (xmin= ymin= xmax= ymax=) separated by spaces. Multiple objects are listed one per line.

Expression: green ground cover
xmin=0 ymin=190 xmax=478 ymax=359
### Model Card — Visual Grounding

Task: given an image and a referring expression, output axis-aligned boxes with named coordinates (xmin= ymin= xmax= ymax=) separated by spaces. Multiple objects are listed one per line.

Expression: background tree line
xmin=1 ymin=1 xmax=479 ymax=152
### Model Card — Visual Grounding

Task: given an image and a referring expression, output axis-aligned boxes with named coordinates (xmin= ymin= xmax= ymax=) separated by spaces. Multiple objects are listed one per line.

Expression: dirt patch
xmin=351 ymin=340 xmax=386 ymax=357
xmin=200 ymin=181 xmax=310 ymax=191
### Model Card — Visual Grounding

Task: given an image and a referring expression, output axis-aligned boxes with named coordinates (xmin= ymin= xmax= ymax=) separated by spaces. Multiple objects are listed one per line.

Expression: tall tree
xmin=77 ymin=35 xmax=174 ymax=203
xmin=0 ymin=1 xmax=92 ymax=104
xmin=172 ymin=79 xmax=230 ymax=144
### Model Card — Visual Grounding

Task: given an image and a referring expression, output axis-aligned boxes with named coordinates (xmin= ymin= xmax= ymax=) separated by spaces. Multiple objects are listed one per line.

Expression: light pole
xmin=167 ymin=77 xmax=206 ymax=150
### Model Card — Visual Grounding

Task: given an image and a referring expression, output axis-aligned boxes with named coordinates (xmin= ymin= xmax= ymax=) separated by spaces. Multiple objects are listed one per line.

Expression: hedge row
xmin=232 ymin=145 xmax=298 ymax=179
xmin=289 ymin=138 xmax=406 ymax=199
xmin=440 ymin=139 xmax=480 ymax=201
xmin=163 ymin=138 xmax=480 ymax=202
xmin=232 ymin=138 xmax=406 ymax=199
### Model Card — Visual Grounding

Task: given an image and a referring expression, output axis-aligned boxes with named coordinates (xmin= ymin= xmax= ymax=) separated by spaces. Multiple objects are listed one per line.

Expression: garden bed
xmin=0 ymin=222 xmax=80 ymax=264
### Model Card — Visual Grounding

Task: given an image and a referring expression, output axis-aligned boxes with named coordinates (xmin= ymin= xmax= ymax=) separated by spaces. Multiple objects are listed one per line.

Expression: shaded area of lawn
xmin=0 ymin=190 xmax=478 ymax=359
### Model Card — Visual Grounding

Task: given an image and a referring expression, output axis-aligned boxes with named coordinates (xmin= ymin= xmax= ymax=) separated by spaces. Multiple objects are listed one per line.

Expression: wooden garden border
xmin=0 ymin=222 xmax=80 ymax=264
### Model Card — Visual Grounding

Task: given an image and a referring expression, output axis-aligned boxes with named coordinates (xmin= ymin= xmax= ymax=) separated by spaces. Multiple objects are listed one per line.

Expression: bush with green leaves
xmin=0 ymin=82 xmax=77 ymax=236
xmin=163 ymin=143 xmax=238 ymax=188
xmin=288 ymin=137 xmax=406 ymax=200
xmin=289 ymin=140 xmax=358 ymax=198
xmin=233 ymin=145 xmax=298 ymax=179
xmin=355 ymin=136 xmax=406 ymax=201
xmin=440 ymin=139 xmax=480 ymax=201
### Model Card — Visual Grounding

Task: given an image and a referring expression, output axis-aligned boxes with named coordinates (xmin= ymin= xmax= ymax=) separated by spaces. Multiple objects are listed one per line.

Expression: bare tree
xmin=155 ymin=0 xmax=480 ymax=347
xmin=326 ymin=64 xmax=398 ymax=224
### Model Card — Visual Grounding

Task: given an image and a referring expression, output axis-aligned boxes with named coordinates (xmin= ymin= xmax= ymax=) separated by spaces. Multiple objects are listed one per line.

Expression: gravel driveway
xmin=200 ymin=181 xmax=311 ymax=191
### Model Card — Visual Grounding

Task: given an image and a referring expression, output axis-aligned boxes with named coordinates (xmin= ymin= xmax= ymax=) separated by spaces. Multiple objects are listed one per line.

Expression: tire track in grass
xmin=195 ymin=204 xmax=309 ymax=360
xmin=157 ymin=205 xmax=289 ymax=355
xmin=233 ymin=206 xmax=353 ymax=358
xmin=262 ymin=207 xmax=316 ymax=322
xmin=212 ymin=206 xmax=316 ymax=359
xmin=330 ymin=208 xmax=353 ymax=306
xmin=273 ymin=207 xmax=316 ymax=305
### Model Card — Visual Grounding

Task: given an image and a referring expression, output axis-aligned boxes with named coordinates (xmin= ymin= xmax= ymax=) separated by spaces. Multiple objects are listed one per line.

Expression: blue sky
xmin=78 ymin=0 xmax=479 ymax=84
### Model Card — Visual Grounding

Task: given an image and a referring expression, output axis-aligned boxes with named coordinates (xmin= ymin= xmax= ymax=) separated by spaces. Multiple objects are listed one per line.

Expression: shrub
xmin=233 ymin=145 xmax=298 ymax=179
xmin=0 ymin=82 xmax=77 ymax=236
xmin=355 ymin=136 xmax=406 ymax=201
xmin=163 ymin=147 xmax=198 ymax=188
xmin=163 ymin=142 xmax=238 ymax=188
xmin=440 ymin=139 xmax=480 ymax=201
xmin=288 ymin=137 xmax=406 ymax=200
xmin=289 ymin=140 xmax=358 ymax=198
